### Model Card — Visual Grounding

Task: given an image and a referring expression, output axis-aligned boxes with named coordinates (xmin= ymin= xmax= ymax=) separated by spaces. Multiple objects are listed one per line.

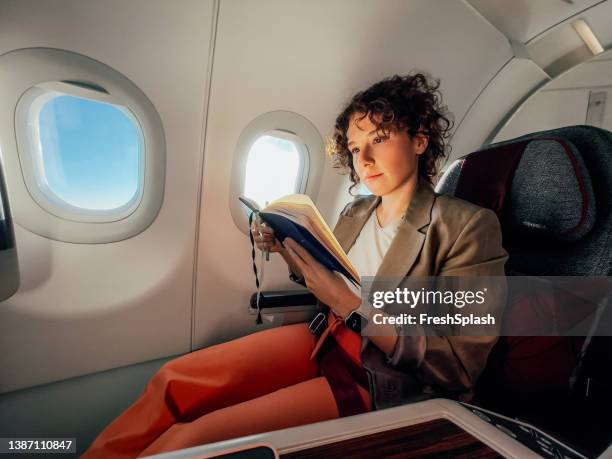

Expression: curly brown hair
xmin=327 ymin=73 xmax=453 ymax=194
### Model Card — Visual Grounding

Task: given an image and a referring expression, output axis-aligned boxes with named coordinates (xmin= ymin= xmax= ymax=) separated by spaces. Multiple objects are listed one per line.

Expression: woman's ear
xmin=414 ymin=133 xmax=429 ymax=156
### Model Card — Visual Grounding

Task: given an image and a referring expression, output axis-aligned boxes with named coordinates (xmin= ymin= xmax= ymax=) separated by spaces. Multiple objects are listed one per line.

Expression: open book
xmin=239 ymin=194 xmax=360 ymax=286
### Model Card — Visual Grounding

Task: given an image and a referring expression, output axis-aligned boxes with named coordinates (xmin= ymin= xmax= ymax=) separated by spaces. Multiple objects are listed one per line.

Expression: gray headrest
xmin=437 ymin=137 xmax=596 ymax=242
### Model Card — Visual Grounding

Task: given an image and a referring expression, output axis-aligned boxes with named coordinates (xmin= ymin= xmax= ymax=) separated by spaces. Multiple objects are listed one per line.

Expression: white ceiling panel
xmin=545 ymin=52 xmax=612 ymax=88
xmin=466 ymin=0 xmax=605 ymax=43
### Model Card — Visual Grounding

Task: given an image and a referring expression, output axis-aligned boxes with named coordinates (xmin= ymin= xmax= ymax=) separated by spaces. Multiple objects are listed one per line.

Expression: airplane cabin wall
xmin=1 ymin=0 xmax=559 ymax=392
xmin=0 ymin=0 xmax=216 ymax=392
xmin=193 ymin=0 xmax=513 ymax=349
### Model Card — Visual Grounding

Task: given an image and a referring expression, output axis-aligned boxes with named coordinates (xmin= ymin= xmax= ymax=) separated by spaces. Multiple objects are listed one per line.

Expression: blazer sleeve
xmin=386 ymin=208 xmax=508 ymax=394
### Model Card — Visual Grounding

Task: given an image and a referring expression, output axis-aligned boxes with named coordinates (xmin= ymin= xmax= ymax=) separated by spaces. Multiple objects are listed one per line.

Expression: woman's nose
xmin=357 ymin=146 xmax=374 ymax=167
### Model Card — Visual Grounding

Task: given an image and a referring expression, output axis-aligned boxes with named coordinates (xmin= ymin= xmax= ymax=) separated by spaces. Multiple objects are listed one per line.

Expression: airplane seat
xmin=436 ymin=125 xmax=612 ymax=435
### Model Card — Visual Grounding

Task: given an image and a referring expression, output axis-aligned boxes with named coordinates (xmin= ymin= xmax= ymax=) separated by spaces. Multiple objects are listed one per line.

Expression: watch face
xmin=347 ymin=311 xmax=367 ymax=333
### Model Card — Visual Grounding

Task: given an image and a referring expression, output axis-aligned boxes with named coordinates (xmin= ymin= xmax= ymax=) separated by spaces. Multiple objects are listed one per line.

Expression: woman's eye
xmin=373 ymin=137 xmax=386 ymax=144
xmin=351 ymin=148 xmax=359 ymax=155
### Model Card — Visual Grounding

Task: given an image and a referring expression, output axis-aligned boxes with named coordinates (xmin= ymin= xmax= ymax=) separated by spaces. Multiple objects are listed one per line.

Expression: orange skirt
xmin=82 ymin=320 xmax=371 ymax=459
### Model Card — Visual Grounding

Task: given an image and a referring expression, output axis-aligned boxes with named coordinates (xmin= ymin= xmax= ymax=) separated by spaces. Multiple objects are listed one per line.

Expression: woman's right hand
xmin=250 ymin=221 xmax=284 ymax=253
xmin=251 ymin=220 xmax=304 ymax=280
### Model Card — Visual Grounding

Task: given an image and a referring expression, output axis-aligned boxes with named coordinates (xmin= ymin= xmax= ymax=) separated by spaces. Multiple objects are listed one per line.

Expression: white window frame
xmin=15 ymin=81 xmax=146 ymax=223
xmin=0 ymin=48 xmax=165 ymax=243
xmin=229 ymin=111 xmax=324 ymax=235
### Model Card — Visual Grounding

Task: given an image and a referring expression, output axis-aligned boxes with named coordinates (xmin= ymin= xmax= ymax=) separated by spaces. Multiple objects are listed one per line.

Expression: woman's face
xmin=346 ymin=113 xmax=427 ymax=196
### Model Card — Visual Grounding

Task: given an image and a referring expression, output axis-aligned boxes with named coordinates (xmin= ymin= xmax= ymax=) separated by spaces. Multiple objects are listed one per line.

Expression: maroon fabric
xmin=454 ymin=141 xmax=529 ymax=217
xmin=490 ymin=285 xmax=601 ymax=393
xmin=319 ymin=340 xmax=369 ymax=417
xmin=476 ymin=291 xmax=587 ymax=403
xmin=479 ymin=334 xmax=585 ymax=399
xmin=500 ymin=336 xmax=584 ymax=393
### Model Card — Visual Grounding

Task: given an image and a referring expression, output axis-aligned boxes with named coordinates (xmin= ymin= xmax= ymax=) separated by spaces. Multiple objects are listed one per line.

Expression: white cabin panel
xmin=0 ymin=0 xmax=215 ymax=392
xmin=495 ymin=52 xmax=612 ymax=141
xmin=494 ymin=89 xmax=591 ymax=142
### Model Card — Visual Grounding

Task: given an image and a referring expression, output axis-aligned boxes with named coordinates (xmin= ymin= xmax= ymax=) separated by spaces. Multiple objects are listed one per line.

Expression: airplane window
xmin=229 ymin=111 xmax=323 ymax=235
xmin=34 ymin=93 xmax=143 ymax=212
xmin=14 ymin=79 xmax=152 ymax=227
xmin=2 ymin=48 xmax=165 ymax=243
xmin=244 ymin=134 xmax=302 ymax=207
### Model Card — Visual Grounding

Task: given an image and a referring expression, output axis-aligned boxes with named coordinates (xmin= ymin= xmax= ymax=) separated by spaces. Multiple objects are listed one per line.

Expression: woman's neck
xmin=377 ymin=175 xmax=418 ymax=226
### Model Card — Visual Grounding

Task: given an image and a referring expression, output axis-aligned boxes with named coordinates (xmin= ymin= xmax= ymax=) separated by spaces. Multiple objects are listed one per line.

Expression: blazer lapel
xmin=333 ymin=196 xmax=380 ymax=254
xmin=332 ymin=178 xmax=436 ymax=291
xmin=372 ymin=179 xmax=436 ymax=291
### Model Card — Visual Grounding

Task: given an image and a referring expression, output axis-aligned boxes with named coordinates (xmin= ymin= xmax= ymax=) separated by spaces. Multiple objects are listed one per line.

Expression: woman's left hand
xmin=283 ymin=238 xmax=360 ymax=318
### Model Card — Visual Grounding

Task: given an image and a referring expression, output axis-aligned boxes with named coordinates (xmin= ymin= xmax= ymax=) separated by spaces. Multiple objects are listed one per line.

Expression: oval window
xmin=3 ymin=48 xmax=165 ymax=243
xmin=17 ymin=81 xmax=145 ymax=222
xmin=244 ymin=133 xmax=303 ymax=208
xmin=229 ymin=111 xmax=324 ymax=235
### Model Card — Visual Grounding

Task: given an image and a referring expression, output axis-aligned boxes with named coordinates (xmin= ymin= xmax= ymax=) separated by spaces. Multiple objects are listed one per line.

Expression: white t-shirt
xmin=347 ymin=209 xmax=402 ymax=278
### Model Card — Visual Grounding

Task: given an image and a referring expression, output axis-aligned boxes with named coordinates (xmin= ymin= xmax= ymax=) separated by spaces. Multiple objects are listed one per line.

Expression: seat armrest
xmin=249 ymin=290 xmax=317 ymax=310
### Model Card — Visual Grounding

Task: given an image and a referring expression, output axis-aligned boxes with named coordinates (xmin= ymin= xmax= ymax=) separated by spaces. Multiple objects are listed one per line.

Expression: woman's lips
xmin=365 ymin=173 xmax=383 ymax=181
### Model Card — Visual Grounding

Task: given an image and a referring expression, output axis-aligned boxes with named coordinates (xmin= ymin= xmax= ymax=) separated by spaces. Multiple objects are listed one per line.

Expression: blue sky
xmin=38 ymin=94 xmax=141 ymax=210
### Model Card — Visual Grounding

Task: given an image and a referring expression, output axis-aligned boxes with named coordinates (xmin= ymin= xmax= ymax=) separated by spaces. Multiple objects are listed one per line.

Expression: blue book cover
xmin=239 ymin=195 xmax=359 ymax=286
xmin=259 ymin=211 xmax=359 ymax=286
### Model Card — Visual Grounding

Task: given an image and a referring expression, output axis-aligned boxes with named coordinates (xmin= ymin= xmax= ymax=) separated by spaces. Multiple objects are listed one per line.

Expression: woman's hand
xmin=250 ymin=220 xmax=284 ymax=253
xmin=283 ymin=238 xmax=360 ymax=318
xmin=250 ymin=221 xmax=305 ymax=280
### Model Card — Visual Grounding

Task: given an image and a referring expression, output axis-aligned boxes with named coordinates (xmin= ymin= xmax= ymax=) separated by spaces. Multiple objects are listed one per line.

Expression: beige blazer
xmin=331 ymin=178 xmax=508 ymax=409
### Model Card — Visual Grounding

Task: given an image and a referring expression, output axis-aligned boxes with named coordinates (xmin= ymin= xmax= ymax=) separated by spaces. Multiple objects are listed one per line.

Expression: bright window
xmin=32 ymin=91 xmax=143 ymax=214
xmin=244 ymin=134 xmax=303 ymax=207
xmin=5 ymin=49 xmax=165 ymax=243
xmin=229 ymin=111 xmax=322 ymax=235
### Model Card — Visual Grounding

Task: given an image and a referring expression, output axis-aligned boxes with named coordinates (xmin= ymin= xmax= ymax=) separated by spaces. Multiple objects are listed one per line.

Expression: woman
xmin=83 ymin=73 xmax=507 ymax=458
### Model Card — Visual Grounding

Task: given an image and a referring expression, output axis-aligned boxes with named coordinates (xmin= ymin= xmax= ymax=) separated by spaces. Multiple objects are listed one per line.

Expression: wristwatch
xmin=345 ymin=307 xmax=369 ymax=333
